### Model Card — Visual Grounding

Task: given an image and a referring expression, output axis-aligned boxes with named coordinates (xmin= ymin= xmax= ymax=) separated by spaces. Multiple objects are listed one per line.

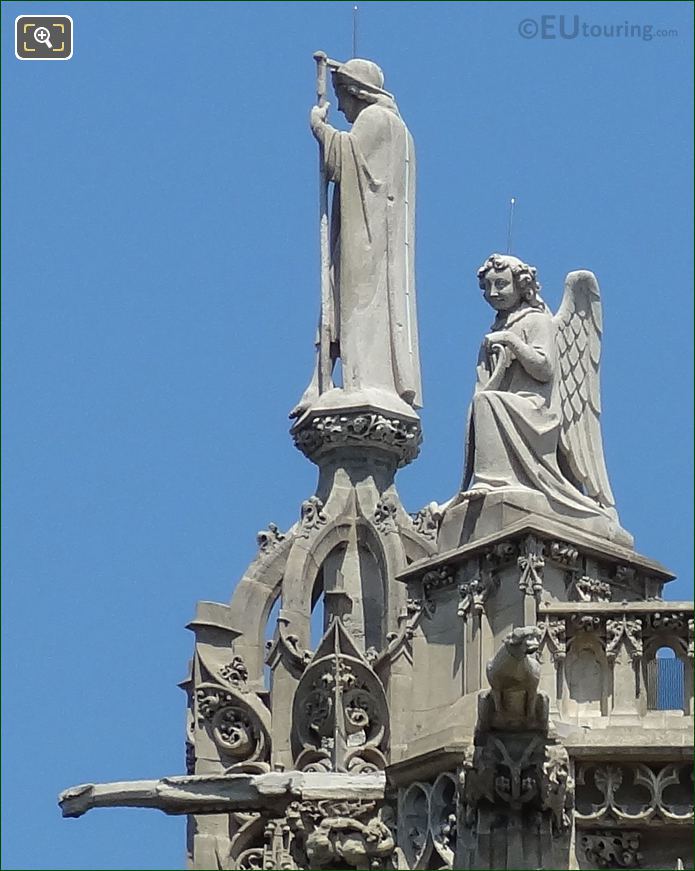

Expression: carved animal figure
xmin=304 ymin=811 xmax=395 ymax=869
xmin=486 ymin=626 xmax=542 ymax=724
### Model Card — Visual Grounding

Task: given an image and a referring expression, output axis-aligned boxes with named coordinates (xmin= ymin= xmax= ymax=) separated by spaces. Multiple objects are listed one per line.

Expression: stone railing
xmin=536 ymin=601 xmax=693 ymax=719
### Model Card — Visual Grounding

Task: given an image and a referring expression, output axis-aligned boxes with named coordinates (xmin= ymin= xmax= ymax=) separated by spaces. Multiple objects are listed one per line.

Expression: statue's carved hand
xmin=485 ymin=330 xmax=517 ymax=351
xmin=310 ymin=103 xmax=330 ymax=130
xmin=485 ymin=332 xmax=518 ymax=372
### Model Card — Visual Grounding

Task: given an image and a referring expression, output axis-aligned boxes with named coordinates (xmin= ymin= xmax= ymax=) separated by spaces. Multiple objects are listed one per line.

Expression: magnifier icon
xmin=34 ymin=26 xmax=53 ymax=49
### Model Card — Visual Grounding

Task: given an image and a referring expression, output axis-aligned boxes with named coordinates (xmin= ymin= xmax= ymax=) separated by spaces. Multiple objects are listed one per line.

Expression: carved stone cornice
xmin=570 ymin=575 xmax=612 ymax=603
xmin=539 ymin=602 xmax=693 ymax=617
xmin=569 ymin=612 xmax=604 ymax=634
xmin=421 ymin=565 xmax=456 ymax=596
xmin=646 ymin=611 xmax=689 ymax=632
xmin=547 ymin=540 xmax=580 ymax=568
xmin=291 ymin=408 xmax=422 ymax=468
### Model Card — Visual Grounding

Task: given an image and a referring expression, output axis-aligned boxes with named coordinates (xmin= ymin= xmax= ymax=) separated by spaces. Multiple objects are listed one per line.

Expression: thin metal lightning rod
xmin=353 ymin=5 xmax=358 ymax=57
xmin=506 ymin=197 xmax=516 ymax=254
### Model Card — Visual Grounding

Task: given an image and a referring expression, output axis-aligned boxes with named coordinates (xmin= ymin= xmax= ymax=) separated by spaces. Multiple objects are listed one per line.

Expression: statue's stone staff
xmin=313 ymin=51 xmax=341 ymax=395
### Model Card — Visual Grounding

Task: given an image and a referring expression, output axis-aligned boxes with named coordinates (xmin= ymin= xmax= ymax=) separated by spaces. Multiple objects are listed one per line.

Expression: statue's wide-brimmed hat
xmin=332 ymin=58 xmax=394 ymax=99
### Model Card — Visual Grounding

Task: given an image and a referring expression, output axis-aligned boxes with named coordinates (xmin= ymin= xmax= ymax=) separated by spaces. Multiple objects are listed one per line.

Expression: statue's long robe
xmin=465 ymin=307 xmax=607 ymax=518
xmin=319 ymin=101 xmax=422 ymax=408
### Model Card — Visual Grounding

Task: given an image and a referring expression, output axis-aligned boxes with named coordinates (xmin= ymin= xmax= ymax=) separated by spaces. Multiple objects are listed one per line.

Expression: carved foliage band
xmin=292 ymin=410 xmax=422 ymax=467
xmin=579 ymin=831 xmax=642 ymax=869
xmin=571 ymin=575 xmax=612 ymax=602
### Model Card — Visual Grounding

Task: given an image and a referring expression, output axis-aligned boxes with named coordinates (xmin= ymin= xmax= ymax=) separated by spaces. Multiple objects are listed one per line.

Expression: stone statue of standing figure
xmin=291 ymin=56 xmax=422 ymax=421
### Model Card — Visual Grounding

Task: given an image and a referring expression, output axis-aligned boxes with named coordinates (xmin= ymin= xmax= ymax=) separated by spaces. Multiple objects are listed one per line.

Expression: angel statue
xmin=450 ymin=253 xmax=626 ymax=535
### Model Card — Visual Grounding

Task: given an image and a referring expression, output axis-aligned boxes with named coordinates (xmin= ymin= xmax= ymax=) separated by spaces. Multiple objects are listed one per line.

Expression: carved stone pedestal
xmin=439 ymin=491 xmax=634 ymax=552
xmin=291 ymin=404 xmax=422 ymax=472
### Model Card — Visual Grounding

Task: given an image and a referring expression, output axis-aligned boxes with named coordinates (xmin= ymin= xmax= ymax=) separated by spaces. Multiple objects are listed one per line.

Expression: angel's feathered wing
xmin=554 ymin=271 xmax=615 ymax=509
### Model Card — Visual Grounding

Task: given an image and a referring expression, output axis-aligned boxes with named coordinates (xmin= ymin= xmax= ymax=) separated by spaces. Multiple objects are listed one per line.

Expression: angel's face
xmin=482 ymin=267 xmax=521 ymax=311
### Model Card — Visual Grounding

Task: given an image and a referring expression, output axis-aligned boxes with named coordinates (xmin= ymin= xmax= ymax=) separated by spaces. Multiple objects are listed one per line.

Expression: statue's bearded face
xmin=482 ymin=267 xmax=521 ymax=311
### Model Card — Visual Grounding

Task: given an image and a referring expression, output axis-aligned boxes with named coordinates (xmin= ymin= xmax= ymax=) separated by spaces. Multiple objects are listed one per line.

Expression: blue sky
xmin=2 ymin=2 xmax=693 ymax=869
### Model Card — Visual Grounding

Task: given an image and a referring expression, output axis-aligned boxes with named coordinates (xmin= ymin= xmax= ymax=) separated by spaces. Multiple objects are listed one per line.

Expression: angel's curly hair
xmin=477 ymin=253 xmax=545 ymax=309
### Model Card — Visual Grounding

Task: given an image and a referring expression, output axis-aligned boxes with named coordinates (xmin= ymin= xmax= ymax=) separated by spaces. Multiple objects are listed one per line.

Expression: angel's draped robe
xmin=466 ymin=306 xmax=606 ymax=518
xmin=315 ymin=101 xmax=422 ymax=408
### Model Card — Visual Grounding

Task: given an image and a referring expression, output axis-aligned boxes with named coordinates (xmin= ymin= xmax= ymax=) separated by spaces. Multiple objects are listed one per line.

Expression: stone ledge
xmin=387 ymin=744 xmax=468 ymax=787
xmin=398 ymin=515 xmax=674 ymax=586
xmin=561 ymin=724 xmax=694 ymax=758
xmin=539 ymin=601 xmax=693 ymax=614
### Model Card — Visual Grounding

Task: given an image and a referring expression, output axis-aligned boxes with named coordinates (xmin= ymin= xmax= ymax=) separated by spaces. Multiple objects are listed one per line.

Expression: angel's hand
xmin=485 ymin=330 xmax=519 ymax=355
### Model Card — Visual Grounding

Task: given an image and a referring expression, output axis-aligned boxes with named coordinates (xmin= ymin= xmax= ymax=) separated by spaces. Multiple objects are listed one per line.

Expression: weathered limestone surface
xmin=59 ymin=52 xmax=693 ymax=871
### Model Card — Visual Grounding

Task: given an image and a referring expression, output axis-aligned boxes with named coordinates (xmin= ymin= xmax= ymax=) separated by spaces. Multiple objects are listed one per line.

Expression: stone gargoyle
xmin=479 ymin=626 xmax=549 ymax=733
